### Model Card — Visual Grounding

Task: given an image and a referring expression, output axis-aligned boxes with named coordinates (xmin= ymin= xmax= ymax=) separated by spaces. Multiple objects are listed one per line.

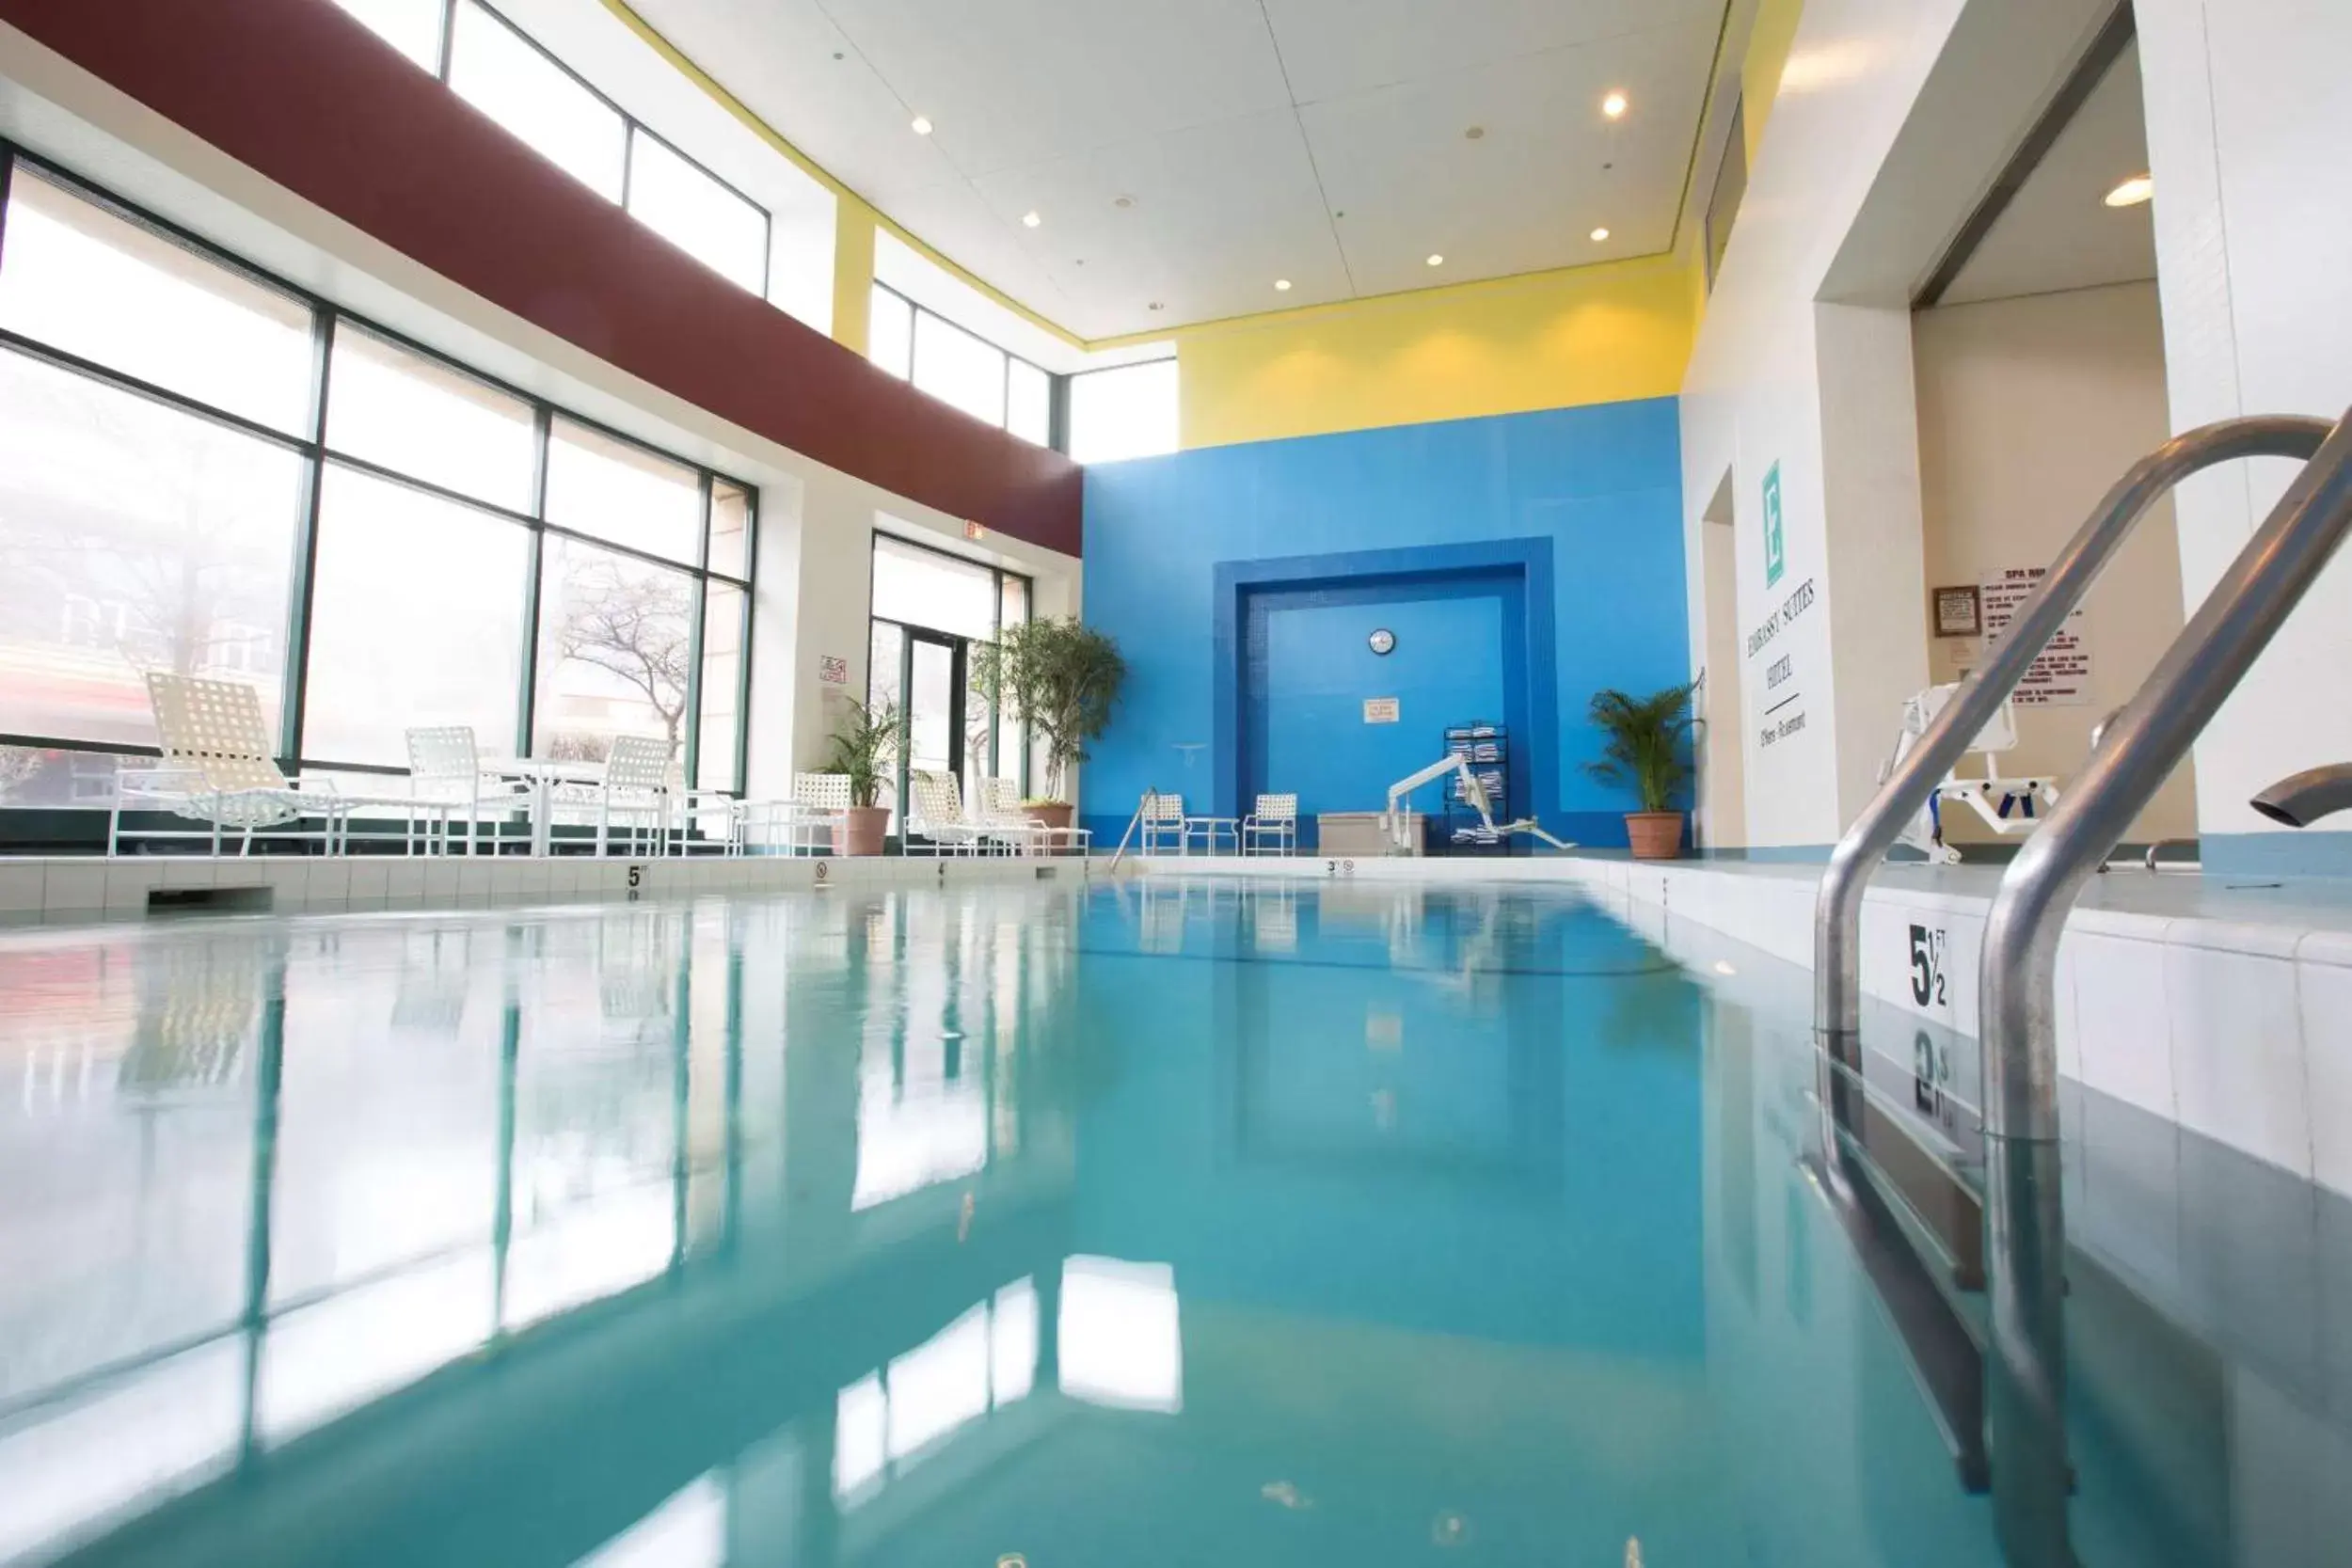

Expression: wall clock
xmin=1368 ymin=627 xmax=1396 ymax=656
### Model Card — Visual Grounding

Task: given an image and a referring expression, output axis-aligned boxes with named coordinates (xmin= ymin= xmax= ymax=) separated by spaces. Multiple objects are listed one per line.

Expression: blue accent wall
xmin=1081 ymin=399 xmax=1688 ymax=848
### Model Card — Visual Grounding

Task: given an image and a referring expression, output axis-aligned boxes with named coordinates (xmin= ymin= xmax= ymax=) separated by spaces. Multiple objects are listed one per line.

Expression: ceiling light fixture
xmin=911 ymin=115 xmax=933 ymax=135
xmin=1425 ymin=253 xmax=1444 ymax=267
xmin=1022 ymin=210 xmax=1041 ymax=228
xmin=1464 ymin=125 xmax=1486 ymax=140
xmin=1602 ymin=90 xmax=1629 ymax=119
xmin=1591 ymin=227 xmax=1611 ymax=242
xmin=1274 ymin=278 xmax=1292 ymax=291
xmin=1149 ymin=301 xmax=1165 ymax=311
xmin=2104 ymin=174 xmax=2153 ymax=208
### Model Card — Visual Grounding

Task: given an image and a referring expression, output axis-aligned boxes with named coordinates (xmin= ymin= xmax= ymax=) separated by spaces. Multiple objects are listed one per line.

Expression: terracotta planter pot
xmin=835 ymin=806 xmax=889 ymax=857
xmin=1625 ymin=811 xmax=1686 ymax=861
xmin=1025 ymin=800 xmax=1074 ymax=832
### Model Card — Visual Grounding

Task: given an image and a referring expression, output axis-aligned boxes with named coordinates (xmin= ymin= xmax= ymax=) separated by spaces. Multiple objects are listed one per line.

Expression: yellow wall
xmin=1167 ymin=258 xmax=1697 ymax=451
xmin=1741 ymin=0 xmax=1805 ymax=164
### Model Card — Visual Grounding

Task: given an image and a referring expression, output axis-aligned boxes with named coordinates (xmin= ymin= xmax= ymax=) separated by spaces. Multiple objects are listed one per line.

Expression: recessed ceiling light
xmin=1274 ymin=278 xmax=1293 ymax=291
xmin=1590 ymin=227 xmax=1611 ymax=242
xmin=1425 ymin=253 xmax=1444 ymax=267
xmin=1601 ymin=90 xmax=1629 ymax=119
xmin=1148 ymin=301 xmax=1165 ymax=311
xmin=2104 ymin=174 xmax=2153 ymax=208
xmin=1464 ymin=125 xmax=1486 ymax=140
xmin=1113 ymin=195 xmax=1136 ymax=209
xmin=1022 ymin=210 xmax=1041 ymax=228
xmin=911 ymin=115 xmax=933 ymax=135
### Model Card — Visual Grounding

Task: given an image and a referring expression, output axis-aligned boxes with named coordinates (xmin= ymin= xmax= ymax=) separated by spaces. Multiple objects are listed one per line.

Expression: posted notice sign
xmin=1979 ymin=567 xmax=2091 ymax=705
xmin=1363 ymin=697 xmax=1400 ymax=724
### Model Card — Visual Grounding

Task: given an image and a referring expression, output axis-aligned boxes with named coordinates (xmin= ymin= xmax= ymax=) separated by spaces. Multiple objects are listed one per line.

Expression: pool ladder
xmin=1810 ymin=404 xmax=2352 ymax=1568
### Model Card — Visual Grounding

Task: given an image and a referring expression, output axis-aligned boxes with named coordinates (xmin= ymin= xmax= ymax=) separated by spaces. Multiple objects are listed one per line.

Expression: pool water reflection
xmin=3 ymin=880 xmax=2024 ymax=1565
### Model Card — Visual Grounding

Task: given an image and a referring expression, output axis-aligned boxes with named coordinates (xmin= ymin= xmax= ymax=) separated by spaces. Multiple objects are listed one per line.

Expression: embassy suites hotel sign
xmin=1742 ymin=574 xmax=1819 ymax=750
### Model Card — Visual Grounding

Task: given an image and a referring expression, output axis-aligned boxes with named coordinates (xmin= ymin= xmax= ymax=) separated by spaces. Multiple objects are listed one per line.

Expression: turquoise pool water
xmin=0 ymin=879 xmax=2340 ymax=1566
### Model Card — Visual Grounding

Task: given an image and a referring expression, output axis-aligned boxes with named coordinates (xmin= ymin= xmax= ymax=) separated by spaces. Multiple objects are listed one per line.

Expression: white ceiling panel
xmin=1305 ymin=19 xmax=1715 ymax=295
xmin=818 ymin=0 xmax=1295 ymax=177
xmin=1941 ymin=43 xmax=2155 ymax=306
xmin=968 ymin=111 xmax=1352 ymax=336
xmin=1265 ymin=0 xmax=1724 ymax=103
xmin=628 ymin=0 xmax=1731 ymax=340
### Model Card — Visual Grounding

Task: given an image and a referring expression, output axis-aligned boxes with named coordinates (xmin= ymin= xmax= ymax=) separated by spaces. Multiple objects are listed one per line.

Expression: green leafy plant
xmin=970 ymin=617 xmax=1127 ymax=803
xmin=1582 ymin=682 xmax=1699 ymax=813
xmin=823 ymin=697 xmax=899 ymax=809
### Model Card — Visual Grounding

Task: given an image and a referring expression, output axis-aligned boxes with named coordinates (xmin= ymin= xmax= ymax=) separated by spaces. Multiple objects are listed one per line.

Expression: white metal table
xmin=1182 ymin=816 xmax=1239 ymax=855
xmin=484 ymin=758 xmax=608 ymax=857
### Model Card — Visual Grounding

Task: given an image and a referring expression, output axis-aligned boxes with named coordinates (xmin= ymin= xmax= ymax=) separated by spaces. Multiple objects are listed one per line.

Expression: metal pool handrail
xmin=1973 ymin=404 xmax=2352 ymax=1567
xmin=1811 ymin=415 xmax=2332 ymax=1049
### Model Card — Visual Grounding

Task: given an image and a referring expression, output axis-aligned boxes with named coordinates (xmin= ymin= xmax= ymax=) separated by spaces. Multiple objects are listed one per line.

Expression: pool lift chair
xmin=1881 ymin=685 xmax=2059 ymax=866
xmin=1380 ymin=752 xmax=1574 ymax=855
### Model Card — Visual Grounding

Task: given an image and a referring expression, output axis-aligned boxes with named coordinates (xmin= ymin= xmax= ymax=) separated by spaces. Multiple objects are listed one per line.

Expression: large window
xmin=449 ymin=0 xmax=628 ymax=202
xmin=867 ymin=283 xmax=1052 ymax=447
xmin=0 ymin=151 xmax=757 ymax=810
xmin=1069 ymin=359 xmax=1179 ymax=464
xmin=332 ymin=0 xmax=774 ymax=298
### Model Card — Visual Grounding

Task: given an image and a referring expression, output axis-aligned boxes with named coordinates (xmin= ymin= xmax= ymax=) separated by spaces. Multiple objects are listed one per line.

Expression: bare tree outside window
xmin=537 ymin=541 xmax=693 ymax=763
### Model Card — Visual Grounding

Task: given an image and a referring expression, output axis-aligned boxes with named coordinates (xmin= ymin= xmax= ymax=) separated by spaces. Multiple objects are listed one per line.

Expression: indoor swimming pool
xmin=0 ymin=879 xmax=2343 ymax=1566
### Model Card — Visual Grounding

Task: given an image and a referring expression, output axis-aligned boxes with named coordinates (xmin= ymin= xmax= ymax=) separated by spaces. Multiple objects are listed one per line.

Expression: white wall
xmin=2137 ymin=0 xmax=2352 ymax=845
xmin=1679 ymin=0 xmax=1971 ymax=847
xmin=1912 ymin=280 xmax=2196 ymax=844
xmin=1682 ymin=0 xmax=2165 ymax=848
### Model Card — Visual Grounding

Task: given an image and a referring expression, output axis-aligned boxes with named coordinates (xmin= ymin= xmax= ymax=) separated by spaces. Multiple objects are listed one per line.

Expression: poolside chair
xmin=553 ymin=734 xmax=674 ymax=858
xmin=1136 ymin=791 xmax=1188 ymax=855
xmin=739 ymin=771 xmax=850 ymax=856
xmin=905 ymin=769 xmax=992 ymax=855
xmin=405 ymin=726 xmax=533 ymax=856
xmin=979 ymin=777 xmax=1094 ymax=857
xmin=111 ymin=673 xmax=410 ymax=857
xmin=664 ymin=762 xmax=743 ymax=856
xmin=1242 ymin=793 xmax=1298 ymax=855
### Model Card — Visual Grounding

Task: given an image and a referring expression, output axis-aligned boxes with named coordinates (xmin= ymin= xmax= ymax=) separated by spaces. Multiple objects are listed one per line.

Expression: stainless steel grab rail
xmin=1813 ymin=416 xmax=2331 ymax=1048
xmin=1976 ymin=406 xmax=2352 ymax=1568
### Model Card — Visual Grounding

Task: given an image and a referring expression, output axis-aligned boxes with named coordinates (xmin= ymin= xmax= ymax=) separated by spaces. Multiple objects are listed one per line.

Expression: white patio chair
xmin=905 ymin=769 xmax=991 ymax=856
xmin=564 ymin=735 xmax=672 ymax=858
xmin=112 ymin=673 xmax=408 ymax=857
xmin=405 ymin=726 xmax=533 ymax=857
xmin=1136 ymin=791 xmax=1188 ymax=855
xmin=739 ymin=771 xmax=850 ymax=856
xmin=665 ymin=763 xmax=743 ymax=856
xmin=1242 ymin=792 xmax=1298 ymax=856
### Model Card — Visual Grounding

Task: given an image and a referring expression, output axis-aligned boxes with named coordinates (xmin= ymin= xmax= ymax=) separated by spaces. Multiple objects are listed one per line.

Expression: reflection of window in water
xmin=850 ymin=1027 xmax=986 ymax=1211
xmin=1059 ymin=1256 xmax=1182 ymax=1414
xmin=834 ymin=1278 xmax=1036 ymax=1501
xmin=850 ymin=936 xmax=991 ymax=1212
xmin=576 ymin=1473 xmax=727 ymax=1568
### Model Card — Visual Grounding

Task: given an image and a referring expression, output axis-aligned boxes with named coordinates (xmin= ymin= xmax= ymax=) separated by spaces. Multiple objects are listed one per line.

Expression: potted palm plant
xmin=1584 ymin=682 xmax=1699 ymax=861
xmin=969 ymin=617 xmax=1127 ymax=833
xmin=823 ymin=696 xmax=898 ymax=856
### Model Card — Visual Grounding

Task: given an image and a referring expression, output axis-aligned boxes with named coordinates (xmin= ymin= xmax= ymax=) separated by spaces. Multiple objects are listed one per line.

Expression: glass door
xmin=896 ymin=629 xmax=965 ymax=843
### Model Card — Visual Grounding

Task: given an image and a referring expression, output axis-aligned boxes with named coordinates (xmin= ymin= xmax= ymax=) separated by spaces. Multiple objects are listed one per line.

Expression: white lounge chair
xmin=405 ymin=725 xmax=533 ymax=856
xmin=112 ymin=673 xmax=409 ymax=856
xmin=905 ymin=768 xmax=993 ymax=855
xmin=1242 ymin=792 xmax=1298 ymax=855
